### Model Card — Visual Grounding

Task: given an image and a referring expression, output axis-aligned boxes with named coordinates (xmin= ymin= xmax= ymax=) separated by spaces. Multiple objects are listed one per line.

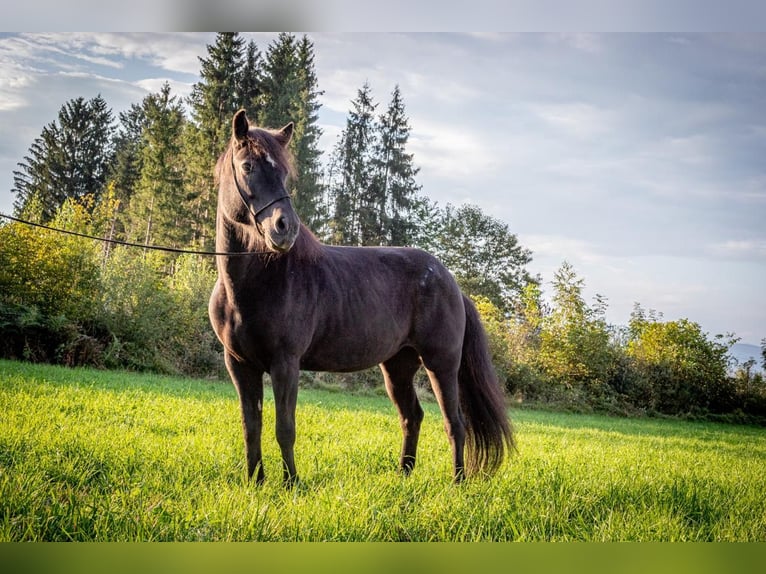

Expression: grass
xmin=1 ymin=359 xmax=765 ymax=541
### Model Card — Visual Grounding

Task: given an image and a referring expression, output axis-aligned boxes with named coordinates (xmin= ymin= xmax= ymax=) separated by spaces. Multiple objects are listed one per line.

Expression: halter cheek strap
xmin=230 ymin=148 xmax=292 ymax=221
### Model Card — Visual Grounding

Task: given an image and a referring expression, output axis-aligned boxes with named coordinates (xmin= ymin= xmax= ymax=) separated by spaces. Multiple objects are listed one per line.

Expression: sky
xmin=0 ymin=32 xmax=764 ymax=345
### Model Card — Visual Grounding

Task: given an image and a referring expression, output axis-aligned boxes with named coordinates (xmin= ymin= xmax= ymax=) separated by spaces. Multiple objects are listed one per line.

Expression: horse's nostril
xmin=276 ymin=216 xmax=287 ymax=234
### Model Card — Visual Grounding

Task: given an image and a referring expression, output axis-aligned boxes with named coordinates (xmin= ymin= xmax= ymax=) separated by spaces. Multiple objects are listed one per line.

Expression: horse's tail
xmin=458 ymin=294 xmax=515 ymax=476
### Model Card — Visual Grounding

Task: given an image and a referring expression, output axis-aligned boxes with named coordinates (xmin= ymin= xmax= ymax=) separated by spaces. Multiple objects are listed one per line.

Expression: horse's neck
xmin=217 ymin=209 xmax=261 ymax=253
xmin=215 ymin=213 xmax=271 ymax=277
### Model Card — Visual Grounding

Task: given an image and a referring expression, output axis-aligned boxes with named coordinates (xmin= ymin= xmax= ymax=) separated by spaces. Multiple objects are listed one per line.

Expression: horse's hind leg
xmin=381 ymin=347 xmax=424 ymax=474
xmin=423 ymin=360 xmax=466 ymax=483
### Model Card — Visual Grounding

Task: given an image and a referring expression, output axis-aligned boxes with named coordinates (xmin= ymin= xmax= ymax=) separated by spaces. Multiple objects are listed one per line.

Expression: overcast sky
xmin=0 ymin=32 xmax=764 ymax=344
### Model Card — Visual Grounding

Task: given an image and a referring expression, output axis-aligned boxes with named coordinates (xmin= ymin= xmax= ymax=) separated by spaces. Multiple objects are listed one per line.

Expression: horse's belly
xmin=299 ymin=332 xmax=406 ymax=372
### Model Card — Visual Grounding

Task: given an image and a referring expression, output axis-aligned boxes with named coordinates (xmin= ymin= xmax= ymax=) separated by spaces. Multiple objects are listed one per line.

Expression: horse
xmin=209 ymin=109 xmax=514 ymax=486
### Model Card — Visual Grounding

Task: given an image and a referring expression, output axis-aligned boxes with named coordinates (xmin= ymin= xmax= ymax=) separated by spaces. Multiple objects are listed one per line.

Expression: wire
xmin=0 ymin=212 xmax=260 ymax=257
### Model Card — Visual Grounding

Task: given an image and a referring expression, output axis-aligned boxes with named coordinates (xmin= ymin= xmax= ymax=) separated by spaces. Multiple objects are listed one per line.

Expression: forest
xmin=1 ymin=33 xmax=765 ymax=423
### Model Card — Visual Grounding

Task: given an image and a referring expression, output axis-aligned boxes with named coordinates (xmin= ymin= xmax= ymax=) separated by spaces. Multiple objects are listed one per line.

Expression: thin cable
xmin=0 ymin=212 xmax=261 ymax=257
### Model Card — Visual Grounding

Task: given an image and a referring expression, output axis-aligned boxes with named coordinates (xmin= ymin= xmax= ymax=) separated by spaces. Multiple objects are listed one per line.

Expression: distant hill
xmin=729 ymin=343 xmax=764 ymax=373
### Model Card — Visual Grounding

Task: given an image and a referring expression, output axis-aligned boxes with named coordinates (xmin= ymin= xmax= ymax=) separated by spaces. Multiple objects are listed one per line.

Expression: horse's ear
xmin=232 ymin=109 xmax=249 ymax=145
xmin=275 ymin=122 xmax=294 ymax=147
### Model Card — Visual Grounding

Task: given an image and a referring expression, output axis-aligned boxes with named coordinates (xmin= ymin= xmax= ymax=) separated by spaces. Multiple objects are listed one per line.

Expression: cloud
xmin=409 ymin=119 xmax=499 ymax=181
xmin=709 ymin=239 xmax=766 ymax=261
xmin=15 ymin=32 xmax=210 ymax=76
xmin=0 ymin=65 xmax=35 ymax=111
xmin=530 ymin=101 xmax=615 ymax=139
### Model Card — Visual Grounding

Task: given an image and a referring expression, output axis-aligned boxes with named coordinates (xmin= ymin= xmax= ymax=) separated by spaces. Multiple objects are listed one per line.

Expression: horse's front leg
xmin=225 ymin=352 xmax=265 ymax=484
xmin=270 ymin=358 xmax=300 ymax=487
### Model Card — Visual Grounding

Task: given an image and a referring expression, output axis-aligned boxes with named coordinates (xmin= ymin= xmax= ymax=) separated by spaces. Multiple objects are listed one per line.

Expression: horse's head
xmin=223 ymin=109 xmax=300 ymax=253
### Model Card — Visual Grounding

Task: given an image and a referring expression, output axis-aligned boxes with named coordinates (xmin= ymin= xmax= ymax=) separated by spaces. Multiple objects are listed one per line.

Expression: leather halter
xmin=230 ymin=145 xmax=292 ymax=222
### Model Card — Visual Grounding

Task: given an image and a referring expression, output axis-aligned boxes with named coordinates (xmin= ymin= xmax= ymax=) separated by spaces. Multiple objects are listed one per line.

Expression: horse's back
xmin=300 ymin=243 xmax=466 ymax=370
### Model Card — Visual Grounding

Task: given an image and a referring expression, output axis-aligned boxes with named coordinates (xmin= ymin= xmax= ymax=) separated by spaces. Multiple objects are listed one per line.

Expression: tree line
xmin=2 ymin=33 xmax=764 ymax=423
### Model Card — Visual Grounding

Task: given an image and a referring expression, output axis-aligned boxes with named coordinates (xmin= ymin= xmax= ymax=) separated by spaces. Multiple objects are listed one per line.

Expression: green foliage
xmin=0 ymin=194 xmax=220 ymax=375
xmin=626 ymin=307 xmax=738 ymax=415
xmin=97 ymin=249 xmax=220 ymax=375
xmin=469 ymin=262 xmax=763 ymax=422
xmin=2 ymin=360 xmax=765 ymax=541
xmin=371 ymin=85 xmax=422 ymax=246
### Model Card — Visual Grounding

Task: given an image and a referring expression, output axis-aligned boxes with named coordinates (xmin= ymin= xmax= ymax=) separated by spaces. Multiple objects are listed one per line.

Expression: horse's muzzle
xmin=263 ymin=205 xmax=300 ymax=253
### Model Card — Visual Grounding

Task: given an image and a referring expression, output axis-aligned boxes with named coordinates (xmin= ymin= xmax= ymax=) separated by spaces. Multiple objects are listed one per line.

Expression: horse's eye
xmin=241 ymin=162 xmax=252 ymax=174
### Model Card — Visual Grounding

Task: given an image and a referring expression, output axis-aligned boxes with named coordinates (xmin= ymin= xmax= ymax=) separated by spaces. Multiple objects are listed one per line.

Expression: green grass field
xmin=1 ymin=359 xmax=764 ymax=541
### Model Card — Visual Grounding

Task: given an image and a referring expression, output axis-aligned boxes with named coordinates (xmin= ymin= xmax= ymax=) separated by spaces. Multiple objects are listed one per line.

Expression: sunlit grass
xmin=1 ymin=359 xmax=764 ymax=541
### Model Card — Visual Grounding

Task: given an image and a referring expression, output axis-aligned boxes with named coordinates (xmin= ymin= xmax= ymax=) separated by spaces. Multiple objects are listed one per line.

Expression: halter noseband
xmin=230 ymin=146 xmax=292 ymax=221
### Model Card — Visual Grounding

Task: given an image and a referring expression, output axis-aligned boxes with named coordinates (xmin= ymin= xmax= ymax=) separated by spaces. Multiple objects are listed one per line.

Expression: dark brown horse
xmin=209 ymin=110 xmax=513 ymax=486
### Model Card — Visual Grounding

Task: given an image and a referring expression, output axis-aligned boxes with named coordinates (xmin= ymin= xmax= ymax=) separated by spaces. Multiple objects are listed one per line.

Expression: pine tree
xmin=187 ymin=33 xmax=247 ymax=249
xmin=328 ymin=82 xmax=378 ymax=245
xmin=372 ymin=85 xmax=422 ymax=246
xmin=108 ymin=102 xmax=147 ymax=206
xmin=181 ymin=121 xmax=217 ymax=250
xmin=292 ymin=34 xmax=325 ymax=230
xmin=239 ymin=39 xmax=264 ymax=120
xmin=258 ymin=33 xmax=300 ymax=130
xmin=12 ymin=95 xmax=115 ymax=220
xmin=188 ymin=32 xmax=246 ymax=158
xmin=127 ymin=83 xmax=187 ymax=248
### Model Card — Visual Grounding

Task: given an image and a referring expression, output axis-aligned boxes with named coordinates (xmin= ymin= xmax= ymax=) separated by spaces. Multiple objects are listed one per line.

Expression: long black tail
xmin=458 ymin=295 xmax=515 ymax=476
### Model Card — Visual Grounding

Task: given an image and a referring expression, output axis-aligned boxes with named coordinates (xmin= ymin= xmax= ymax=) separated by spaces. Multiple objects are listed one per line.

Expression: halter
xmin=230 ymin=145 xmax=292 ymax=222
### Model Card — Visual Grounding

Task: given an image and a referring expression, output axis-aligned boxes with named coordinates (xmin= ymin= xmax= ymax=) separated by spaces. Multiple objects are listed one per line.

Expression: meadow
xmin=1 ymin=359 xmax=764 ymax=542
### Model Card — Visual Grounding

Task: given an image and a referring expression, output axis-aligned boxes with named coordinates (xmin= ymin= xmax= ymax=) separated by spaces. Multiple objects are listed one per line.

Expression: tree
xmin=327 ymin=82 xmax=378 ymax=245
xmin=535 ymin=262 xmax=615 ymax=392
xmin=292 ymin=35 xmax=326 ymax=229
xmin=188 ymin=32 xmax=246 ymax=157
xmin=12 ymin=95 xmax=115 ymax=220
xmin=433 ymin=203 xmax=534 ymax=310
xmin=108 ymin=102 xmax=147 ymax=206
xmin=239 ymin=39 xmax=264 ymax=120
xmin=258 ymin=33 xmax=301 ymax=130
xmin=370 ymin=85 xmax=422 ymax=246
xmin=627 ymin=307 xmax=737 ymax=414
xmin=258 ymin=33 xmax=325 ymax=229
xmin=126 ymin=83 xmax=187 ymax=248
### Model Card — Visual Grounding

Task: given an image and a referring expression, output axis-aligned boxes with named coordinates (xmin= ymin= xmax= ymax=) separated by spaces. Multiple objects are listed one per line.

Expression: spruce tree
xmin=187 ymin=33 xmax=247 ymax=249
xmin=127 ymin=83 xmax=188 ymax=248
xmin=292 ymin=34 xmax=325 ymax=230
xmin=373 ymin=85 xmax=422 ymax=246
xmin=239 ymin=39 xmax=264 ymax=120
xmin=258 ymin=33 xmax=325 ymax=229
xmin=108 ymin=102 xmax=147 ymax=206
xmin=258 ymin=33 xmax=300 ymax=130
xmin=328 ymin=82 xmax=378 ymax=245
xmin=188 ymin=32 xmax=246 ymax=158
xmin=12 ymin=95 xmax=115 ymax=220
